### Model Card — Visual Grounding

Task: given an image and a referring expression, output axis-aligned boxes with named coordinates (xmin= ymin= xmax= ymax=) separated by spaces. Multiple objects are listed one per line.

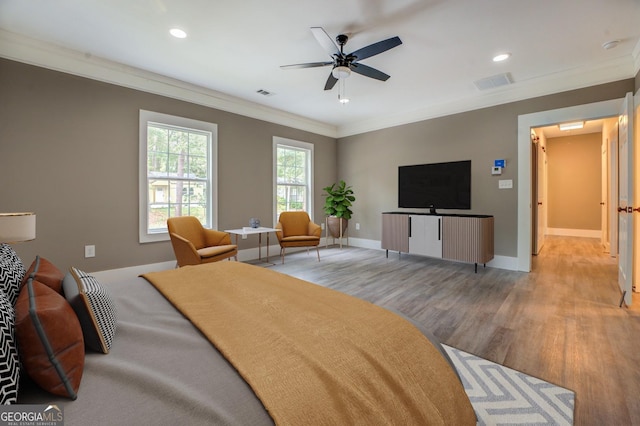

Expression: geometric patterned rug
xmin=444 ymin=345 xmax=575 ymax=426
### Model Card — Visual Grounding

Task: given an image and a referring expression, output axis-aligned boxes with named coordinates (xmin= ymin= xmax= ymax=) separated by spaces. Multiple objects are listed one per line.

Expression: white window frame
xmin=273 ymin=137 xmax=314 ymax=224
xmin=139 ymin=110 xmax=218 ymax=243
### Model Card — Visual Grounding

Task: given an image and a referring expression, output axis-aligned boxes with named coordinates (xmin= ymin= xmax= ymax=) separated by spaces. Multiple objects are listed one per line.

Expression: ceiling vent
xmin=473 ymin=73 xmax=513 ymax=91
xmin=256 ymin=89 xmax=275 ymax=97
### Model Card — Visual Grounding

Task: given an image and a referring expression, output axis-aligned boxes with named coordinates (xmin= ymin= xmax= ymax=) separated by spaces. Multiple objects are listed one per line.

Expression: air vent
xmin=473 ymin=73 xmax=513 ymax=91
xmin=256 ymin=89 xmax=275 ymax=97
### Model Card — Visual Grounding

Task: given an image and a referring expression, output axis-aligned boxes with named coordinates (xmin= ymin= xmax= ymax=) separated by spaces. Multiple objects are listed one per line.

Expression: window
xmin=273 ymin=137 xmax=313 ymax=222
xmin=139 ymin=110 xmax=217 ymax=243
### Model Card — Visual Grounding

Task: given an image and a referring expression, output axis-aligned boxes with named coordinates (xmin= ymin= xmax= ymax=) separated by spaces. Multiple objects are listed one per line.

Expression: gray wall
xmin=0 ymin=58 xmax=337 ymax=272
xmin=546 ymin=133 xmax=602 ymax=230
xmin=336 ymin=80 xmax=634 ymax=257
xmin=1 ymin=57 xmax=635 ymax=270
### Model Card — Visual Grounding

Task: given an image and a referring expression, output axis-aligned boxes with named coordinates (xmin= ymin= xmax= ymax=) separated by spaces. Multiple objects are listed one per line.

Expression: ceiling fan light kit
xmin=332 ymin=66 xmax=351 ymax=79
xmin=281 ymin=27 xmax=402 ymax=103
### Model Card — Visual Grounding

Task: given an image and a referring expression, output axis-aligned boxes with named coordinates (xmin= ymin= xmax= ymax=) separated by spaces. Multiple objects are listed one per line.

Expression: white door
xmin=617 ymin=92 xmax=634 ymax=305
xmin=601 ymin=139 xmax=608 ymax=251
xmin=531 ymin=141 xmax=539 ymax=254
xmin=536 ymin=140 xmax=546 ymax=254
xmin=634 ymin=90 xmax=640 ymax=298
xmin=531 ymin=137 xmax=546 ymax=255
xmin=609 ymin=130 xmax=618 ymax=257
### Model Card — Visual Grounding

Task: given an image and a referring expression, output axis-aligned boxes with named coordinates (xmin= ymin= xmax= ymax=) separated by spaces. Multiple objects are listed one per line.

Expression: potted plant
xmin=322 ymin=180 xmax=355 ymax=238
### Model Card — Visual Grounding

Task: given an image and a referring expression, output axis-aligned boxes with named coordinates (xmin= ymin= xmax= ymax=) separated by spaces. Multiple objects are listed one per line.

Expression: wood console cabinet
xmin=382 ymin=212 xmax=494 ymax=272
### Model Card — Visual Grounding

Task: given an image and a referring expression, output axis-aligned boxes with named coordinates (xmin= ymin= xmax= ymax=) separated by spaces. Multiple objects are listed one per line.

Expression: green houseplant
xmin=322 ymin=180 xmax=355 ymax=238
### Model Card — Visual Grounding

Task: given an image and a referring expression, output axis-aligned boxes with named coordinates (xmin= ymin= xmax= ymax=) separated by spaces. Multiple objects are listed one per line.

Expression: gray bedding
xmin=19 ymin=276 xmax=273 ymax=426
xmin=18 ymin=274 xmax=458 ymax=425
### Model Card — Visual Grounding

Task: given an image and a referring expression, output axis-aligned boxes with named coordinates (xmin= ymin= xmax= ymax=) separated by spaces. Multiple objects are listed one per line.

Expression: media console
xmin=381 ymin=212 xmax=494 ymax=272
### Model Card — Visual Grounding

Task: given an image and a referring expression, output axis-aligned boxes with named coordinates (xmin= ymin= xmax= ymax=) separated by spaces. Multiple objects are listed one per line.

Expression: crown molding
xmin=0 ymin=30 xmax=338 ymax=138
xmin=633 ymin=37 xmax=640 ymax=78
xmin=337 ymin=55 xmax=636 ymax=137
xmin=1 ymin=30 xmax=636 ymax=140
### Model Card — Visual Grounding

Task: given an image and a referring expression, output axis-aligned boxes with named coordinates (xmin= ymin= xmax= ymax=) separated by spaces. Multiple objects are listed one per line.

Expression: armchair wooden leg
xmin=281 ymin=247 xmax=286 ymax=264
xmin=316 ymin=246 xmax=320 ymax=262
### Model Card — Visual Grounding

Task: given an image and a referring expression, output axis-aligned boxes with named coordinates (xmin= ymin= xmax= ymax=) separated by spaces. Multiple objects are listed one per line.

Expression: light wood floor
xmin=270 ymin=236 xmax=640 ymax=426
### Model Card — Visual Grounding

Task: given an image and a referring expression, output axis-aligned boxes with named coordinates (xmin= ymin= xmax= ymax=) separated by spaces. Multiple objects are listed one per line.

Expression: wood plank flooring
xmin=270 ymin=236 xmax=640 ymax=426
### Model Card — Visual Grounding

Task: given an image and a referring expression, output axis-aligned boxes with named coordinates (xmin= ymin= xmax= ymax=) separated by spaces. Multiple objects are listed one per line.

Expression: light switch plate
xmin=498 ymin=179 xmax=513 ymax=189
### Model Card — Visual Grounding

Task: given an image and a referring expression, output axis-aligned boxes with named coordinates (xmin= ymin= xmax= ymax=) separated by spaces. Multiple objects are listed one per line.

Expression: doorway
xmin=517 ymin=98 xmax=622 ymax=272
xmin=519 ymin=95 xmax=637 ymax=307
xmin=531 ymin=118 xmax=617 ymax=256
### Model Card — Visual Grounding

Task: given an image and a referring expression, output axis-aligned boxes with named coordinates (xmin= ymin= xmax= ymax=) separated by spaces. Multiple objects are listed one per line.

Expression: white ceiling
xmin=1 ymin=0 xmax=639 ymax=137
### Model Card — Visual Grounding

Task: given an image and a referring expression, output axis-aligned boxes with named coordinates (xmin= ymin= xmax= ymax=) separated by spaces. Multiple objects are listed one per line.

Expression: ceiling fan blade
xmin=350 ymin=63 xmax=391 ymax=81
xmin=324 ymin=73 xmax=338 ymax=90
xmin=349 ymin=36 xmax=402 ymax=61
xmin=280 ymin=61 xmax=333 ymax=69
xmin=311 ymin=27 xmax=340 ymax=57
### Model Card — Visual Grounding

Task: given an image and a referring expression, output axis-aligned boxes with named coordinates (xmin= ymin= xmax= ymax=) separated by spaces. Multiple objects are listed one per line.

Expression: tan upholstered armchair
xmin=167 ymin=216 xmax=238 ymax=267
xmin=275 ymin=211 xmax=321 ymax=264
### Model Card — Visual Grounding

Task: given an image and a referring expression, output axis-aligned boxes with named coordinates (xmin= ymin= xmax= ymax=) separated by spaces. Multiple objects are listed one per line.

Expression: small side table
xmin=225 ymin=227 xmax=280 ymax=264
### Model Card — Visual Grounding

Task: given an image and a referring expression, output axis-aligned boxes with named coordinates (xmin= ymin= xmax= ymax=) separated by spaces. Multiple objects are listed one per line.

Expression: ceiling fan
xmin=281 ymin=27 xmax=402 ymax=91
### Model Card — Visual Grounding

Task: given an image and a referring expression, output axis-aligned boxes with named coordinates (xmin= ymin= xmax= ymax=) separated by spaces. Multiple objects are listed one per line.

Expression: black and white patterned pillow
xmin=63 ymin=268 xmax=117 ymax=353
xmin=0 ymin=243 xmax=26 ymax=306
xmin=0 ymin=289 xmax=19 ymax=404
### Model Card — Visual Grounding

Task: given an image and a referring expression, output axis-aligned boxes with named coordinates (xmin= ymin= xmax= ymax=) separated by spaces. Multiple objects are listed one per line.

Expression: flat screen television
xmin=398 ymin=160 xmax=471 ymax=209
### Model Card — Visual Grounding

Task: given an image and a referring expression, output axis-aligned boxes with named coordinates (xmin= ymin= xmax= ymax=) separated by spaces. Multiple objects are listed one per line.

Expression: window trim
xmin=139 ymin=110 xmax=218 ymax=243
xmin=273 ymin=136 xmax=314 ymax=225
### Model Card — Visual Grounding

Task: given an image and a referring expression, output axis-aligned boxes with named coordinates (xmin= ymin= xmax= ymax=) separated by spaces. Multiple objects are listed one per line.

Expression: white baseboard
xmin=92 ymin=237 xmax=518 ymax=282
xmin=486 ymin=255 xmax=519 ymax=271
xmin=546 ymin=228 xmax=601 ymax=238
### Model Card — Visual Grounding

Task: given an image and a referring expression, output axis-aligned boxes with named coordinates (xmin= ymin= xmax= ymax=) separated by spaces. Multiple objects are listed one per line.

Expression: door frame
xmin=517 ymin=99 xmax=622 ymax=271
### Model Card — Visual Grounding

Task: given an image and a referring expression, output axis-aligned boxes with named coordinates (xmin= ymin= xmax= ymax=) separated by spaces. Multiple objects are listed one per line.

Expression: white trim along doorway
xmin=517 ymin=98 xmax=623 ymax=272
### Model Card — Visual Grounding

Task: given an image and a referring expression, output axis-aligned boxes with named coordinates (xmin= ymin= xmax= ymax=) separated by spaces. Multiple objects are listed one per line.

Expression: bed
xmin=6 ymin=253 xmax=475 ymax=425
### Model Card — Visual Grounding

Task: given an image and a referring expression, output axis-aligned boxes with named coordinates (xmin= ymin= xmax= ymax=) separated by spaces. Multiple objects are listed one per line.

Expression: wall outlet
xmin=241 ymin=234 xmax=247 ymax=239
xmin=84 ymin=245 xmax=95 ymax=258
xmin=320 ymin=223 xmax=325 ymax=230
xmin=355 ymin=223 xmax=360 ymax=230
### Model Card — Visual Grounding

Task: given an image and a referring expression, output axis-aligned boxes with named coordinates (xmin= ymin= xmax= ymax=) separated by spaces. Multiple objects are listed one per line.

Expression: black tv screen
xmin=398 ymin=160 xmax=471 ymax=209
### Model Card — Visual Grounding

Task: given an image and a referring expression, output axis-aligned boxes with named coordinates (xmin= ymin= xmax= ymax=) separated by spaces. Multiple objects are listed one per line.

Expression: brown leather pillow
xmin=15 ymin=277 xmax=84 ymax=399
xmin=22 ymin=256 xmax=64 ymax=293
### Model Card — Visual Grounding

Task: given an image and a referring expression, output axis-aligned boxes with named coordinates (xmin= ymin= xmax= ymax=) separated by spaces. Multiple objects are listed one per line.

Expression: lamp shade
xmin=0 ymin=212 xmax=36 ymax=243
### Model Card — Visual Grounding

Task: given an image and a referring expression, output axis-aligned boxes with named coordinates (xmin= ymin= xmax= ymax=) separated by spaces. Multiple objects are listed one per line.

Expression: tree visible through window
xmin=147 ymin=124 xmax=209 ymax=228
xmin=274 ymin=138 xmax=313 ymax=221
xmin=139 ymin=110 xmax=217 ymax=243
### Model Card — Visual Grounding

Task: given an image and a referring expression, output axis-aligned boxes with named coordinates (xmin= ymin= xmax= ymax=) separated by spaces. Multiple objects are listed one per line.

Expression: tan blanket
xmin=142 ymin=261 xmax=475 ymax=425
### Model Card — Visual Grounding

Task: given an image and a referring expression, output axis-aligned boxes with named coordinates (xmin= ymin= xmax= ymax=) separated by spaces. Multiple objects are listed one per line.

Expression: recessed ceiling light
xmin=170 ymin=28 xmax=187 ymax=39
xmin=558 ymin=121 xmax=584 ymax=131
xmin=602 ymin=40 xmax=620 ymax=50
xmin=493 ymin=53 xmax=511 ymax=62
